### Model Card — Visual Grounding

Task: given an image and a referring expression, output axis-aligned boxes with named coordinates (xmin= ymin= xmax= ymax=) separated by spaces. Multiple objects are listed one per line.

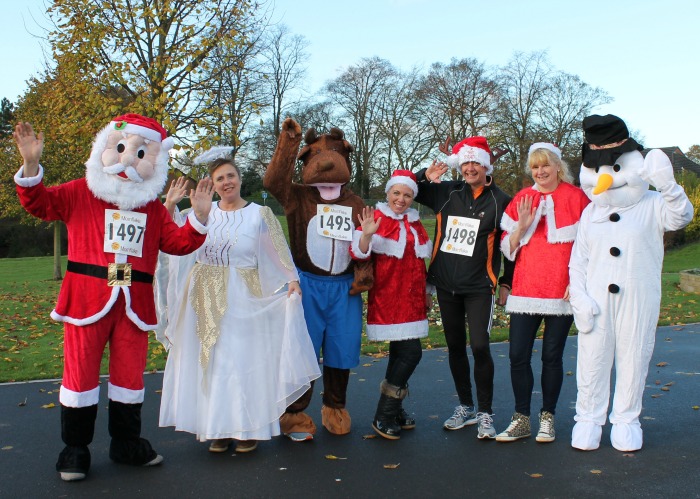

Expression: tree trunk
xmin=53 ymin=221 xmax=63 ymax=281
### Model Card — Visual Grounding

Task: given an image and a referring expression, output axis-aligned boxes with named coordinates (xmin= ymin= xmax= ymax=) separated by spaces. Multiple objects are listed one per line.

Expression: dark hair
xmin=208 ymin=158 xmax=240 ymax=178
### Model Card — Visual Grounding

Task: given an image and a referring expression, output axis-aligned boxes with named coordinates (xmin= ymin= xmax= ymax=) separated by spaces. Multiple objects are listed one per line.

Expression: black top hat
xmin=581 ymin=114 xmax=642 ymax=168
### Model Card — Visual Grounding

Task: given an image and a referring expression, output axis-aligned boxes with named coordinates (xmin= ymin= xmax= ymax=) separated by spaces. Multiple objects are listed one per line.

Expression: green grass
xmin=1 ymin=230 xmax=698 ymax=383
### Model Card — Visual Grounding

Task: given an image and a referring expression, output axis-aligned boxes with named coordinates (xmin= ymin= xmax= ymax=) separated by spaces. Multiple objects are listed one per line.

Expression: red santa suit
xmin=12 ymin=113 xmax=211 ymax=481
xmin=350 ymin=202 xmax=432 ymax=340
xmin=500 ymin=182 xmax=590 ymax=315
xmin=15 ymin=169 xmax=207 ymax=406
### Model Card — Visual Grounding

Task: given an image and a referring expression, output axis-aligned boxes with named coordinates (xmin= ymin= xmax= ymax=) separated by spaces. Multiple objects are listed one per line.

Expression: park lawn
xmin=0 ymin=237 xmax=698 ymax=383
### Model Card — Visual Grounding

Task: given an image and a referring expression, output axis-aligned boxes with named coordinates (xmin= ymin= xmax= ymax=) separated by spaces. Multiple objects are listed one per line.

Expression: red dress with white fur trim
xmin=500 ymin=182 xmax=590 ymax=315
xmin=350 ymin=203 xmax=432 ymax=341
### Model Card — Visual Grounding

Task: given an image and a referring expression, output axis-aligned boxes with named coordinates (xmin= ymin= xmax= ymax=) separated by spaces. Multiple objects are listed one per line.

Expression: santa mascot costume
xmin=569 ymin=114 xmax=693 ymax=452
xmin=13 ymin=114 xmax=213 ymax=481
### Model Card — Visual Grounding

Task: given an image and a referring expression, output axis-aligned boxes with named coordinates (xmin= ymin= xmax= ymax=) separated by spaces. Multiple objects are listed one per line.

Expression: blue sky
xmin=3 ymin=0 xmax=699 ymax=150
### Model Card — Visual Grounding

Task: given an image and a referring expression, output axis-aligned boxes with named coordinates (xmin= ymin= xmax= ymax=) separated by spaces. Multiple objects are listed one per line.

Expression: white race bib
xmin=104 ymin=209 xmax=147 ymax=257
xmin=316 ymin=204 xmax=353 ymax=241
xmin=439 ymin=216 xmax=480 ymax=257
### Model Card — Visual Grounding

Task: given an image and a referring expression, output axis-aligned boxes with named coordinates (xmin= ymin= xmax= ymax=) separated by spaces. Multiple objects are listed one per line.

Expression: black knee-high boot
xmin=386 ymin=341 xmax=422 ymax=430
xmin=108 ymin=400 xmax=162 ymax=466
xmin=372 ymin=380 xmax=406 ymax=440
xmin=56 ymin=404 xmax=98 ymax=481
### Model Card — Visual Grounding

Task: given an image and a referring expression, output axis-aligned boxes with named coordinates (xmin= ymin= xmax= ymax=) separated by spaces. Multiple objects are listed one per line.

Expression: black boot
xmin=56 ymin=404 xmax=98 ymax=481
xmin=386 ymin=340 xmax=422 ymax=431
xmin=372 ymin=380 xmax=405 ymax=440
xmin=397 ymin=398 xmax=416 ymax=430
xmin=108 ymin=400 xmax=162 ymax=466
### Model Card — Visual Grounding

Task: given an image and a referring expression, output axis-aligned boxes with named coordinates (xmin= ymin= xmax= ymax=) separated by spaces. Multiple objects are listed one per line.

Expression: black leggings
xmin=508 ymin=313 xmax=573 ymax=416
xmin=384 ymin=338 xmax=423 ymax=389
xmin=436 ymin=288 xmax=495 ymax=414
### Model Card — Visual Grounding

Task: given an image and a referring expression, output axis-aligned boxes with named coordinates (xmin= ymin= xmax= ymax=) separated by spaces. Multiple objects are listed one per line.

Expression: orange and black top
xmin=415 ymin=169 xmax=513 ymax=296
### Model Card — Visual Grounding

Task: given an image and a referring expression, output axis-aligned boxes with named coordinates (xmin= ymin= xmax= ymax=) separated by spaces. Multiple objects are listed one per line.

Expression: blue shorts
xmin=298 ymin=271 xmax=362 ymax=369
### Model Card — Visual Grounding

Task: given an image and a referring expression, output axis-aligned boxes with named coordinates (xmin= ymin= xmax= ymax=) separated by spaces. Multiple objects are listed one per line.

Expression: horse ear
xmin=329 ymin=127 xmax=344 ymax=140
xmin=304 ymin=128 xmax=318 ymax=145
xmin=343 ymin=140 xmax=354 ymax=154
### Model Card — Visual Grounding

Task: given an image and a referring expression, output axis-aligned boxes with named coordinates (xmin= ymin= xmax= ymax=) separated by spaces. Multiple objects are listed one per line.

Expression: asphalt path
xmin=1 ymin=324 xmax=699 ymax=498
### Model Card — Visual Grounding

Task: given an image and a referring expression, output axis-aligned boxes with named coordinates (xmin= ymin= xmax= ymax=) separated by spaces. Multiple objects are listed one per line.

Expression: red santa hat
xmin=111 ymin=113 xmax=174 ymax=150
xmin=385 ymin=169 xmax=418 ymax=196
xmin=445 ymin=136 xmax=493 ymax=174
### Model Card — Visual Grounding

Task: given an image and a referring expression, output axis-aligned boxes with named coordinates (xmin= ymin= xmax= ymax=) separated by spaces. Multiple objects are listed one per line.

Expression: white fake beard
xmin=85 ymin=125 xmax=170 ymax=210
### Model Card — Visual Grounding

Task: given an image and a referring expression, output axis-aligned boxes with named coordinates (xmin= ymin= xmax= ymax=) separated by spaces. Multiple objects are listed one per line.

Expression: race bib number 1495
xmin=316 ymin=204 xmax=353 ymax=241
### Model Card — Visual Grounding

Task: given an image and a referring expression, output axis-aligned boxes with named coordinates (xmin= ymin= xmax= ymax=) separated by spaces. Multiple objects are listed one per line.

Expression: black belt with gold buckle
xmin=67 ymin=260 xmax=154 ymax=287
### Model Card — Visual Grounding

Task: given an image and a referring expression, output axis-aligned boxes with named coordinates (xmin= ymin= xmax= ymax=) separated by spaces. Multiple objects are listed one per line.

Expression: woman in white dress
xmin=158 ymin=159 xmax=321 ymax=453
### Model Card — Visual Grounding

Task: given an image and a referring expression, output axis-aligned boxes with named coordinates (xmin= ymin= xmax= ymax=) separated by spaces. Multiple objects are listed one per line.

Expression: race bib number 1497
xmin=104 ymin=209 xmax=147 ymax=257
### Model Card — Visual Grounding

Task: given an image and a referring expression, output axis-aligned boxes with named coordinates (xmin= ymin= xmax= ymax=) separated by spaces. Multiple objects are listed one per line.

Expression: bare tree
xmin=495 ymin=51 xmax=552 ymax=192
xmin=418 ymin=58 xmax=500 ymax=151
xmin=376 ymin=67 xmax=435 ymax=179
xmin=262 ymin=24 xmax=309 ymax=139
xmin=535 ymin=72 xmax=611 ymax=159
xmin=325 ymin=57 xmax=396 ymax=197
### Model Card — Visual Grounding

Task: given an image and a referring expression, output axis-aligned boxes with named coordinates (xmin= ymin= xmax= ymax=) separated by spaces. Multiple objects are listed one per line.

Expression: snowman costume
xmin=569 ymin=115 xmax=693 ymax=452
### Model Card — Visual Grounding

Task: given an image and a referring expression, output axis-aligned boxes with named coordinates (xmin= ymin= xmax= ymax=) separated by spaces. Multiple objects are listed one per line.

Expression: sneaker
xmin=496 ymin=412 xmax=531 ymax=442
xmin=208 ymin=438 xmax=232 ymax=453
xmin=536 ymin=411 xmax=555 ymax=443
xmin=235 ymin=440 xmax=258 ymax=453
xmin=443 ymin=404 xmax=477 ymax=430
xmin=476 ymin=412 xmax=497 ymax=439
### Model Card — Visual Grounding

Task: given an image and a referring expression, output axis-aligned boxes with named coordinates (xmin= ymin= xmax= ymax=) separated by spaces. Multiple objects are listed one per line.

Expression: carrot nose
xmin=592 ymin=173 xmax=613 ymax=195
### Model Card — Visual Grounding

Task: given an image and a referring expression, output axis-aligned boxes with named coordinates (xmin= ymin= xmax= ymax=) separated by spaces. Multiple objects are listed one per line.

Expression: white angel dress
xmin=158 ymin=202 xmax=321 ymax=441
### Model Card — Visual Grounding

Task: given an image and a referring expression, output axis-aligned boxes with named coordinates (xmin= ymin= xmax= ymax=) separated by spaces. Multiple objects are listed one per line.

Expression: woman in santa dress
xmin=350 ymin=170 xmax=433 ymax=440
xmin=158 ymin=158 xmax=320 ymax=453
xmin=495 ymin=143 xmax=589 ymax=444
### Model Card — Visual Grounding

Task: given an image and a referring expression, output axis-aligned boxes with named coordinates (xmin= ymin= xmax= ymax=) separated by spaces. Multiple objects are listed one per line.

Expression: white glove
xmin=640 ymin=149 xmax=676 ymax=190
xmin=571 ymin=294 xmax=600 ymax=334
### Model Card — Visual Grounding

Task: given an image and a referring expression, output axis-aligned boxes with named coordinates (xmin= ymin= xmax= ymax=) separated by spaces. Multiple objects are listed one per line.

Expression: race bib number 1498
xmin=439 ymin=216 xmax=480 ymax=257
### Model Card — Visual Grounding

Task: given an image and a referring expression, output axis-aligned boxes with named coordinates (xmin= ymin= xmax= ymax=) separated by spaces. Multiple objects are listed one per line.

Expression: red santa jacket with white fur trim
xmin=500 ymin=182 xmax=590 ymax=315
xmin=16 ymin=175 xmax=207 ymax=330
xmin=350 ymin=203 xmax=432 ymax=340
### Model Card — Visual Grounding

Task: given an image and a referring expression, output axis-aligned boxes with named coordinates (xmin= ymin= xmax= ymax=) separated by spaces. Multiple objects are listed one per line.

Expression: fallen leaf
xmin=692 ymin=406 xmax=699 ymax=410
xmin=2 ymin=446 xmax=13 ymax=451
xmin=18 ymin=398 xmax=27 ymax=407
xmin=279 ymin=467 xmax=287 ymax=471
xmin=656 ymin=361 xmax=668 ymax=367
xmin=325 ymin=454 xmax=347 ymax=460
xmin=661 ymin=387 xmax=670 ymax=391
xmin=41 ymin=402 xmax=56 ymax=409
xmin=642 ymin=416 xmax=655 ymax=420
xmin=362 ymin=363 xmax=373 ymax=367
xmin=566 ymin=371 xmax=573 ymax=376
xmin=651 ymin=394 xmax=663 ymax=398
xmin=362 ymin=434 xmax=377 ymax=440
xmin=590 ymin=469 xmax=602 ymax=475
xmin=528 ymin=473 xmax=543 ymax=478
xmin=664 ymin=382 xmax=675 ymax=386
xmin=622 ymin=453 xmax=636 ymax=458
xmin=383 ymin=463 xmax=400 ymax=469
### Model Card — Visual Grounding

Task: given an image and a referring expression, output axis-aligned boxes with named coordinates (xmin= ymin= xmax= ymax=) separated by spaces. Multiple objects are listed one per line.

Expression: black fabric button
xmin=608 ymin=284 xmax=620 ymax=293
xmin=610 ymin=247 xmax=621 ymax=256
xmin=609 ymin=213 xmax=620 ymax=222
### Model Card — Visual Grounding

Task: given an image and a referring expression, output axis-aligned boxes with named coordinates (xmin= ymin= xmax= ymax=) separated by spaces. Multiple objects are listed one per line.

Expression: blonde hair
xmin=527 ymin=148 xmax=573 ymax=184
